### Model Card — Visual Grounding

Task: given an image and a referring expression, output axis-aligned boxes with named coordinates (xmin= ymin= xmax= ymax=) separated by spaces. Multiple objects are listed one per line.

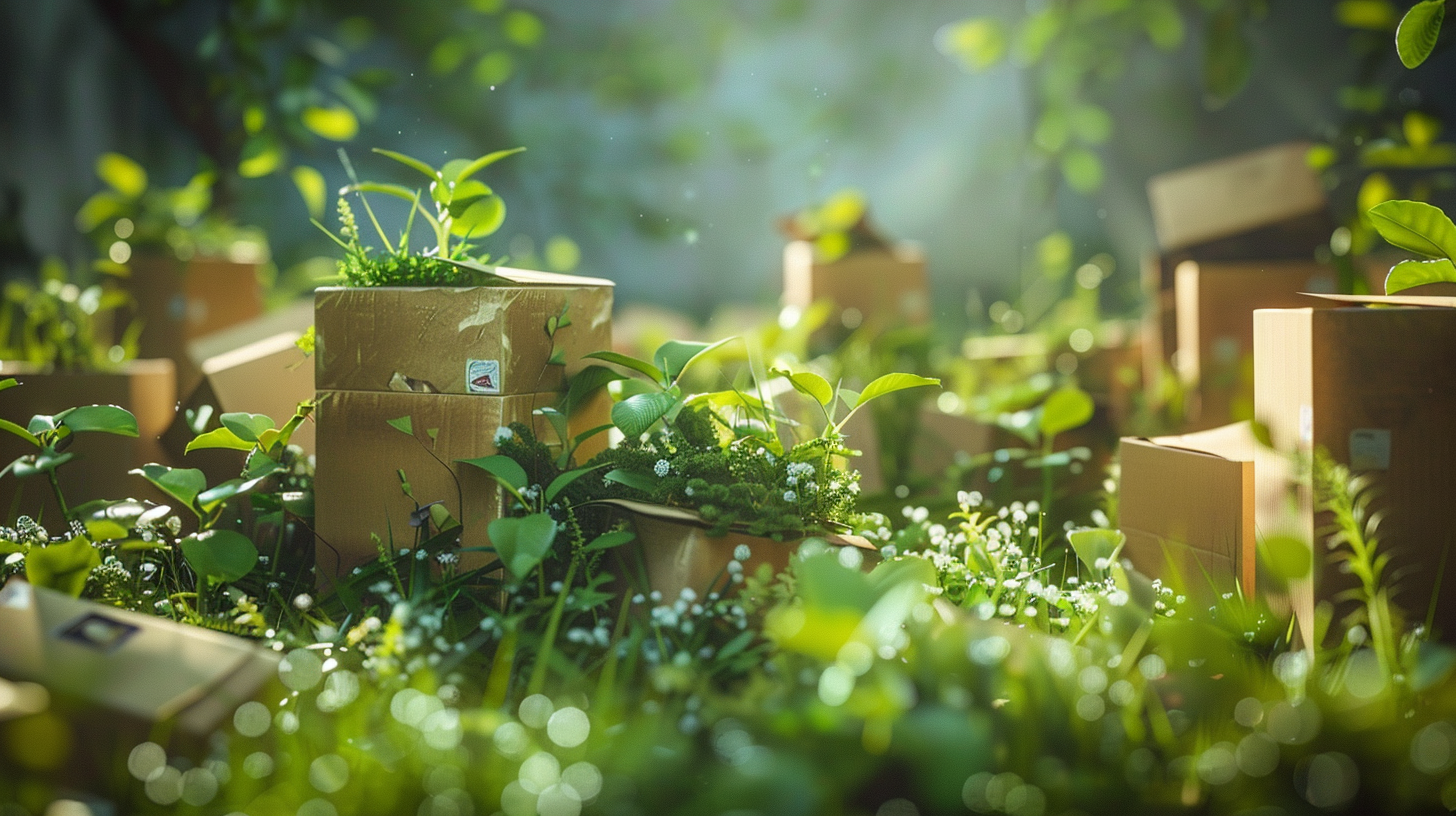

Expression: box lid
xmin=1148 ymin=142 xmax=1325 ymax=252
xmin=445 ymin=259 xmax=615 ymax=288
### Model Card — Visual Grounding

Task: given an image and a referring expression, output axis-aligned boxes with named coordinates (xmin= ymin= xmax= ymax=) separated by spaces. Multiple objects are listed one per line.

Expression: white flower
xmin=786 ymin=475 xmax=797 ymax=486
xmin=783 ymin=490 xmax=797 ymax=502
xmin=293 ymin=593 xmax=313 ymax=611
xmin=654 ymin=459 xmax=671 ymax=477
xmin=734 ymin=544 xmax=751 ymax=561
xmin=684 ymin=486 xmax=694 ymax=496
xmin=493 ymin=426 xmax=514 ymax=445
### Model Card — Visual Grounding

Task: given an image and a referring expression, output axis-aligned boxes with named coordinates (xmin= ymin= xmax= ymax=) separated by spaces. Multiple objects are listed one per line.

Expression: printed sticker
xmin=1349 ymin=428 xmax=1391 ymax=471
xmin=58 ymin=613 xmax=140 ymax=652
xmin=466 ymin=359 xmax=502 ymax=395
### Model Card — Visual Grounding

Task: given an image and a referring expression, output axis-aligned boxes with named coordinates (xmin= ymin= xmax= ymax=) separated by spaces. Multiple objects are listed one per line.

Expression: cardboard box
xmin=1147 ymin=142 xmax=1326 ymax=253
xmin=124 ymin=254 xmax=264 ymax=396
xmin=0 ymin=359 xmax=175 ymax=516
xmin=0 ymin=579 xmax=278 ymax=792
xmin=1120 ymin=423 xmax=1258 ymax=598
xmin=782 ymin=241 xmax=929 ymax=332
xmin=315 ymin=269 xmax=614 ymax=397
xmin=1172 ymin=260 xmax=1336 ymax=429
xmin=1254 ymin=305 xmax=1456 ymax=645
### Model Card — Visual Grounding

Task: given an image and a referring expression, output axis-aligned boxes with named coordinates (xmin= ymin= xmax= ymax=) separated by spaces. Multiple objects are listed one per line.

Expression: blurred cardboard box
xmin=1119 ymin=422 xmax=1258 ymax=599
xmin=1254 ymin=304 xmax=1456 ymax=646
xmin=314 ymin=269 xmax=614 ymax=577
xmin=123 ymin=254 xmax=264 ymax=396
xmin=0 ymin=579 xmax=278 ymax=793
xmin=1172 ymin=260 xmax=1336 ymax=429
xmin=783 ymin=241 xmax=929 ymax=335
xmin=0 ymin=359 xmax=175 ymax=516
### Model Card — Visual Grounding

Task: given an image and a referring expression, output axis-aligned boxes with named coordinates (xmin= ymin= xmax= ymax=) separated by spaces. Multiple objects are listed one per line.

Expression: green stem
xmin=594 ymin=592 xmax=635 ymax=721
xmin=46 ymin=468 xmax=70 ymax=522
xmin=1040 ymin=435 xmax=1055 ymax=524
xmin=528 ymin=558 xmax=578 ymax=695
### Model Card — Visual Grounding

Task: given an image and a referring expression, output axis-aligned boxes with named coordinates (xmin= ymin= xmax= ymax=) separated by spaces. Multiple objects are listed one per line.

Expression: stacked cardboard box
xmin=783 ymin=240 xmax=929 ymax=335
xmin=313 ymin=268 xmax=613 ymax=577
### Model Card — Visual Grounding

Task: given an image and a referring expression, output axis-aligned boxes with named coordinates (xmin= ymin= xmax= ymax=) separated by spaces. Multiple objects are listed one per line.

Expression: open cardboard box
xmin=1255 ymin=292 xmax=1456 ymax=646
xmin=1119 ymin=423 xmax=1259 ymax=600
xmin=0 ymin=579 xmax=278 ymax=793
xmin=313 ymin=266 xmax=614 ymax=578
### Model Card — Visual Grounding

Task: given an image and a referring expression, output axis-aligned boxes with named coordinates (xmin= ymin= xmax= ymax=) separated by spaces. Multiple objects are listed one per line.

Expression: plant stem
xmin=528 ymin=557 xmax=578 ymax=695
xmin=47 ymin=469 xmax=70 ymax=521
xmin=1040 ymin=435 xmax=1055 ymax=524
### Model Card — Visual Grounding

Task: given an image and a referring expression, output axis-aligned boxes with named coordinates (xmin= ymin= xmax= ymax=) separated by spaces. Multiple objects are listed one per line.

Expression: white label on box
xmin=1299 ymin=405 xmax=1313 ymax=445
xmin=466 ymin=359 xmax=502 ymax=394
xmin=1349 ymin=428 xmax=1391 ymax=471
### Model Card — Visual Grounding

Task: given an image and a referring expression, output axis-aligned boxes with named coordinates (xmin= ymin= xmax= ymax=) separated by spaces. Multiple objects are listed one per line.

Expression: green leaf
xmin=854 ymin=373 xmax=940 ymax=409
xmin=581 ymin=529 xmax=635 ymax=554
xmin=1368 ymin=200 xmax=1456 ymax=260
xmin=458 ymin=454 xmax=529 ymax=491
xmin=220 ymin=412 xmax=274 ymax=443
xmin=1259 ymin=534 xmax=1312 ymax=581
xmin=450 ymin=194 xmax=506 ymax=238
xmin=1386 ymin=258 xmax=1456 ymax=293
xmin=238 ymin=135 xmax=283 ymax=178
xmin=11 ymin=452 xmax=75 ymax=478
xmin=56 ymin=405 xmax=138 ymax=437
xmin=371 ymin=148 xmax=440 ymax=182
xmin=583 ymin=350 xmax=665 ymax=383
xmin=611 ymin=391 xmax=680 ymax=438
xmin=488 ymin=512 xmax=557 ymax=580
xmin=655 ymin=337 xmax=736 ymax=384
xmin=96 ymin=153 xmax=147 ymax=198
xmin=185 ymin=426 xmax=254 ymax=454
xmin=545 ymin=463 xmax=609 ymax=503
xmin=1060 ymin=148 xmax=1104 ymax=193
xmin=772 ymin=368 xmax=834 ymax=407
xmin=386 ymin=416 xmax=414 ymax=436
xmin=1396 ymin=0 xmax=1445 ymax=68
xmin=26 ymin=536 xmax=101 ymax=597
xmin=342 ymin=181 xmax=420 ymax=203
xmin=1067 ymin=528 xmax=1126 ymax=574
xmin=536 ymin=406 xmax=571 ymax=448
xmin=603 ymin=468 xmax=657 ymax=493
xmin=292 ymin=165 xmax=328 ymax=219
xmin=1039 ymin=386 xmax=1095 ymax=438
xmin=1336 ymin=0 xmax=1398 ymax=31
xmin=181 ymin=529 xmax=259 ymax=584
xmin=0 ymin=419 xmax=39 ymax=448
xmin=1069 ymin=104 xmax=1113 ymax=146
xmin=301 ymin=105 xmax=359 ymax=141
xmin=937 ymin=18 xmax=1007 ymax=71
xmin=1204 ymin=5 xmax=1252 ymax=107
xmin=563 ymin=365 xmax=628 ymax=416
xmin=196 ymin=474 xmax=272 ymax=512
xmin=130 ymin=465 xmax=207 ymax=511
xmin=452 ymin=147 xmax=526 ymax=183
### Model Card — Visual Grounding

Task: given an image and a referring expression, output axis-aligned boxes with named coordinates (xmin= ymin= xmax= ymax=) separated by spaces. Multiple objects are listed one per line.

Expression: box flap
xmin=1145 ymin=421 xmax=1259 ymax=462
xmin=1303 ymin=292 xmax=1456 ymax=309
xmin=445 ymin=258 xmax=615 ymax=288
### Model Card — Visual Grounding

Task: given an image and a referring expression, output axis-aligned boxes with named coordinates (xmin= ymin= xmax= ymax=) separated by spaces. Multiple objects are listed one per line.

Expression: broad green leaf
xmin=238 ymin=135 xmax=283 ymax=178
xmin=220 ymin=412 xmax=274 ymax=443
xmin=386 ymin=416 xmax=414 ymax=435
xmin=1396 ymin=0 xmax=1445 ymax=68
xmin=653 ymin=337 xmax=735 ymax=384
xmin=96 ymin=152 xmax=147 ymax=198
xmin=1386 ymin=258 xmax=1456 ymax=293
xmin=301 ymin=106 xmax=359 ymax=141
xmin=342 ymin=181 xmax=420 ymax=204
xmin=371 ymin=148 xmax=439 ymax=181
xmin=458 ymin=454 xmax=528 ymax=491
xmin=1067 ymin=528 xmax=1126 ymax=574
xmin=26 ymin=536 xmax=101 ymax=597
xmin=196 ymin=474 xmax=272 ymax=512
xmin=1039 ymin=386 xmax=1095 ymax=438
xmin=181 ymin=529 xmax=259 ymax=583
xmin=453 ymin=147 xmax=526 ymax=183
xmin=11 ymin=452 xmax=75 ymax=478
xmin=535 ymin=406 xmax=571 ymax=448
xmin=545 ymin=463 xmax=609 ymax=503
xmin=603 ymin=468 xmax=657 ymax=493
xmin=937 ymin=18 xmax=1007 ymax=71
xmin=185 ymin=426 xmax=253 ymax=454
xmin=772 ymin=368 xmax=834 ymax=407
xmin=131 ymin=464 xmax=207 ymax=510
xmin=583 ymin=350 xmax=665 ymax=383
xmin=854 ymin=373 xmax=941 ymax=409
xmin=1368 ymin=199 xmax=1456 ymax=260
xmin=1259 ymin=534 xmax=1312 ymax=581
xmin=581 ymin=529 xmax=635 ymax=554
xmin=0 ymin=419 xmax=39 ymax=448
xmin=488 ymin=512 xmax=557 ymax=579
xmin=563 ymin=365 xmax=628 ymax=417
xmin=292 ymin=165 xmax=328 ymax=219
xmin=611 ymin=390 xmax=679 ymax=438
xmin=27 ymin=415 xmax=56 ymax=435
xmin=56 ymin=405 xmax=138 ymax=437
xmin=450 ymin=194 xmax=506 ymax=238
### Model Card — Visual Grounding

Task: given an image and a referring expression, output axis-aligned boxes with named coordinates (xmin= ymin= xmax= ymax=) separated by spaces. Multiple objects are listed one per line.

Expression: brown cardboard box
xmin=0 ymin=579 xmax=279 ymax=794
xmin=0 ymin=359 xmax=175 ymax=515
xmin=1119 ymin=423 xmax=1258 ymax=598
xmin=1147 ymin=142 xmax=1326 ymax=253
xmin=1173 ymin=260 xmax=1336 ymax=429
xmin=1254 ymin=305 xmax=1456 ymax=646
xmin=782 ymin=241 xmax=929 ymax=332
xmin=124 ymin=254 xmax=264 ymax=396
xmin=314 ymin=268 xmax=614 ymax=397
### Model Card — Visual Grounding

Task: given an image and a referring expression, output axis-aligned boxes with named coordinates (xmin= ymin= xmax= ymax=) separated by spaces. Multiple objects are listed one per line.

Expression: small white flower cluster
xmin=494 ymin=426 xmax=514 ymax=445
xmin=654 ymin=459 xmax=671 ymax=477
xmin=622 ymin=586 xmax=752 ymax=667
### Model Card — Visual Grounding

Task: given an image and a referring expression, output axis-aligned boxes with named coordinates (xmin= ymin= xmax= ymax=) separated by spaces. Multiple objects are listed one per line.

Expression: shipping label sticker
xmin=1349 ymin=428 xmax=1391 ymax=471
xmin=466 ymin=359 xmax=503 ymax=395
xmin=58 ymin=613 xmax=140 ymax=653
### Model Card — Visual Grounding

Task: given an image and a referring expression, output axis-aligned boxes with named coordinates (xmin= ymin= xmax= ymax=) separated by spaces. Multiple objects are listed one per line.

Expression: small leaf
xmin=56 ymin=405 xmax=138 ymax=437
xmin=1061 ymin=148 xmax=1104 ymax=193
xmin=0 ymin=419 xmax=39 ymax=448
xmin=603 ymin=468 xmax=657 ymax=493
xmin=185 ymin=426 xmax=254 ymax=454
xmin=26 ymin=536 xmax=101 ymax=597
xmin=238 ymin=135 xmax=283 ymax=178
xmin=1039 ymin=386 xmax=1095 ymax=438
xmin=1336 ymin=0 xmax=1398 ymax=31
xmin=563 ymin=364 xmax=628 ymax=416
xmin=654 ymin=337 xmax=736 ymax=384
xmin=292 ymin=165 xmax=328 ymax=219
xmin=458 ymin=454 xmax=528 ymax=491
xmin=1204 ymin=5 xmax=1252 ymax=106
xmin=854 ymin=373 xmax=940 ymax=409
xmin=301 ymin=105 xmax=360 ymax=141
xmin=181 ymin=529 xmax=259 ymax=583
xmin=581 ymin=529 xmax=635 ymax=553
xmin=96 ymin=153 xmax=147 ymax=198
xmin=772 ymin=368 xmax=834 ymax=407
xmin=131 ymin=464 xmax=207 ymax=511
xmin=220 ymin=412 xmax=274 ymax=443
xmin=1386 ymin=258 xmax=1456 ymax=293
xmin=582 ymin=350 xmax=665 ymax=383
xmin=371 ymin=148 xmax=440 ymax=182
xmin=449 ymin=194 xmax=506 ymax=238
xmin=936 ymin=18 xmax=1007 ymax=71
xmin=1368 ymin=199 xmax=1456 ymax=260
xmin=488 ymin=512 xmax=557 ymax=579
xmin=611 ymin=391 xmax=679 ymax=438
xmin=1260 ymin=534 xmax=1312 ymax=581
xmin=386 ymin=416 xmax=414 ymax=436
xmin=1067 ymin=528 xmax=1126 ymax=574
xmin=544 ymin=463 xmax=609 ymax=503
xmin=1396 ymin=0 xmax=1445 ymax=68
xmin=196 ymin=474 xmax=272 ymax=512
xmin=452 ymin=147 xmax=526 ymax=183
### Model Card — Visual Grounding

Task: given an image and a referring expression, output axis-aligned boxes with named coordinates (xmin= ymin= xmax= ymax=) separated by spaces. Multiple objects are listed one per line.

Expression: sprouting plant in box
xmin=0 ymin=258 xmax=139 ymax=373
xmin=75 ymin=152 xmax=268 ymax=271
xmin=1367 ymin=199 xmax=1456 ymax=293
xmin=320 ymin=146 xmax=524 ymax=287
xmin=779 ymin=188 xmax=889 ymax=262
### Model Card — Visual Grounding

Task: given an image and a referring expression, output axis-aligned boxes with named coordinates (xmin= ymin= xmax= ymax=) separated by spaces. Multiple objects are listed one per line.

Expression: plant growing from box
xmin=0 ymin=257 xmax=140 ymax=373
